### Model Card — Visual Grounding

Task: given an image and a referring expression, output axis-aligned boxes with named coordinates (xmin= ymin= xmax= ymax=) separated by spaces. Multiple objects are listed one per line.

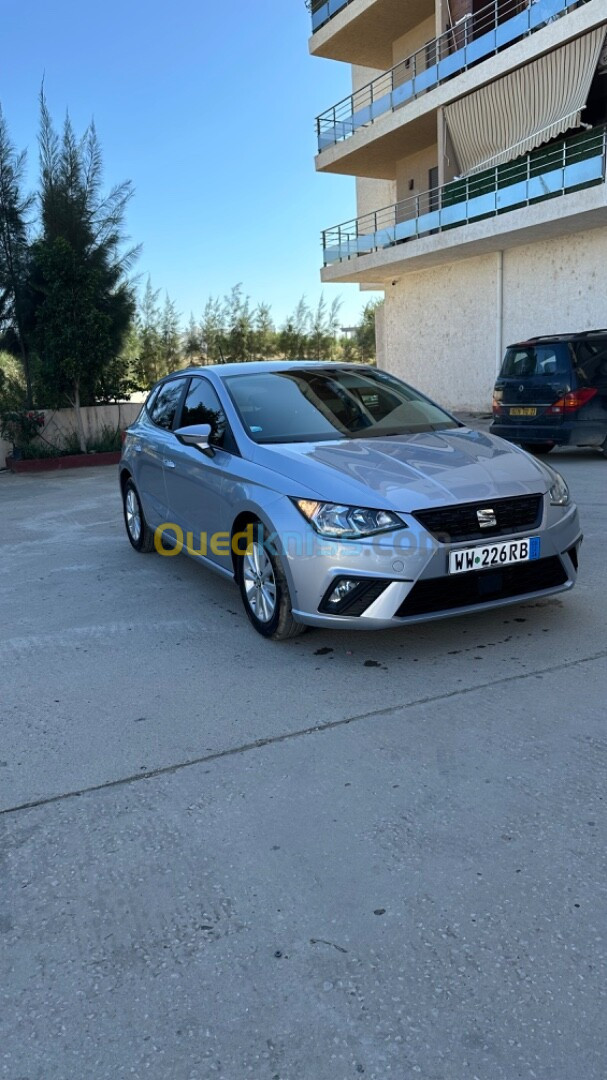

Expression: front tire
xmin=520 ymin=442 xmax=555 ymax=456
xmin=236 ymin=522 xmax=305 ymax=640
xmin=123 ymin=479 xmax=155 ymax=553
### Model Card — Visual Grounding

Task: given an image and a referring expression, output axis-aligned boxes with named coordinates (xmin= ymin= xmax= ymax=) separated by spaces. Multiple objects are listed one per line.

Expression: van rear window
xmin=500 ymin=345 xmax=571 ymax=378
xmin=573 ymin=339 xmax=607 ymax=391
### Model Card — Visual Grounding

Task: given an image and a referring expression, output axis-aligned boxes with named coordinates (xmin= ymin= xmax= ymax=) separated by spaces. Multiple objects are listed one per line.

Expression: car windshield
xmin=500 ymin=344 xmax=571 ymax=378
xmin=224 ymin=368 xmax=459 ymax=444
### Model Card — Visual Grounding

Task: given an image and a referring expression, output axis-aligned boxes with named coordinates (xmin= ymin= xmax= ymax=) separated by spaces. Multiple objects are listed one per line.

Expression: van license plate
xmin=510 ymin=407 xmax=537 ymax=416
xmin=449 ymin=537 xmax=541 ymax=575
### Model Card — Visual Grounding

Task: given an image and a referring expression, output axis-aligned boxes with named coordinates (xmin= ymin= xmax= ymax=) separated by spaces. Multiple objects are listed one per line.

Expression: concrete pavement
xmin=0 ymin=446 xmax=605 ymax=1079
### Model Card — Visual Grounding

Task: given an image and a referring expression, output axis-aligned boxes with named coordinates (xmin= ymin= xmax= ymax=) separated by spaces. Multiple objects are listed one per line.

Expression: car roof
xmin=160 ymin=360 xmax=375 ymax=380
xmin=507 ymin=329 xmax=607 ymax=347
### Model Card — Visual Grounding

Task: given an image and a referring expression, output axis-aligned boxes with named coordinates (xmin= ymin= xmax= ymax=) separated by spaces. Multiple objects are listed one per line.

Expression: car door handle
xmin=163 ymin=459 xmax=176 ymax=469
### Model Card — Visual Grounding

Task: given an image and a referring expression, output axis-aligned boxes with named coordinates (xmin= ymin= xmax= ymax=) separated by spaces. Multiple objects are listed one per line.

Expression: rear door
xmin=494 ymin=343 xmax=573 ymax=429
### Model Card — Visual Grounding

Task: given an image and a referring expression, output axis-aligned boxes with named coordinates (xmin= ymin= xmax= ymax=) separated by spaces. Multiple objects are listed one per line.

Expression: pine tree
xmin=160 ymin=292 xmax=181 ymax=373
xmin=31 ymin=96 xmax=137 ymax=449
xmin=0 ymin=106 xmax=35 ymax=405
xmin=135 ymin=278 xmax=163 ymax=386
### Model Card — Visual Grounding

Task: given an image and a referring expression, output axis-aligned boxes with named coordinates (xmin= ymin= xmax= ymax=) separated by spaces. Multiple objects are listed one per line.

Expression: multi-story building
xmin=309 ymin=0 xmax=607 ymax=409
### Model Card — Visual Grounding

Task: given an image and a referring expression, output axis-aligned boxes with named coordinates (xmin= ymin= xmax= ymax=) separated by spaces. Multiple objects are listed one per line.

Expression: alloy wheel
xmin=243 ymin=541 xmax=277 ymax=623
xmin=125 ymin=488 xmax=141 ymax=543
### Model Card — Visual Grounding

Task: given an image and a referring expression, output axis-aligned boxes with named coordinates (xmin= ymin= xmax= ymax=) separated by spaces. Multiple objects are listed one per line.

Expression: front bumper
xmin=285 ymin=501 xmax=581 ymax=630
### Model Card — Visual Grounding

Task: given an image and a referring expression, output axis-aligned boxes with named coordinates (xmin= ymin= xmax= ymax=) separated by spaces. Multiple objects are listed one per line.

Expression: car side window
xmin=149 ymin=379 xmax=186 ymax=431
xmin=180 ymin=378 xmax=236 ymax=453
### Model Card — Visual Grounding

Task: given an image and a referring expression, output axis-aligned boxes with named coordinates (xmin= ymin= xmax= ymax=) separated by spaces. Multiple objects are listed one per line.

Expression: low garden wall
xmin=0 ymin=401 xmax=143 ymax=469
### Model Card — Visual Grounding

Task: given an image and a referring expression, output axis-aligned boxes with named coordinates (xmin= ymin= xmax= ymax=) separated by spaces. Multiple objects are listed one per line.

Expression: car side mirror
xmin=174 ymin=424 xmax=214 ymax=456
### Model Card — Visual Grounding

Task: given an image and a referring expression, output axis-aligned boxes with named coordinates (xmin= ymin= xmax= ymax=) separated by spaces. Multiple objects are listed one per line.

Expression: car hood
xmin=252 ymin=428 xmax=549 ymax=512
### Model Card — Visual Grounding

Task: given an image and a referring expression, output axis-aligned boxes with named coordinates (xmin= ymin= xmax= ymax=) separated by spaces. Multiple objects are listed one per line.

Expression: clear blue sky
xmin=2 ymin=0 xmax=381 ymax=329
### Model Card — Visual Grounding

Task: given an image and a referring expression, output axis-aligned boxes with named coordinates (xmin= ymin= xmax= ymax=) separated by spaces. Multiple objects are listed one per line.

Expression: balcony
xmin=321 ymin=126 xmax=607 ymax=278
xmin=310 ymin=0 xmax=352 ymax=34
xmin=317 ymin=0 xmax=589 ymax=153
xmin=309 ymin=0 xmax=435 ymax=67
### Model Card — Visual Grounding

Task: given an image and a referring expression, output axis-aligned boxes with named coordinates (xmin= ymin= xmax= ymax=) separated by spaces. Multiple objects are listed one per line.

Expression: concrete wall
xmin=395 ymin=143 xmax=438 ymax=202
xmin=0 ymin=402 xmax=142 ymax=469
xmin=392 ymin=15 xmax=436 ymax=67
xmin=379 ymin=226 xmax=607 ymax=411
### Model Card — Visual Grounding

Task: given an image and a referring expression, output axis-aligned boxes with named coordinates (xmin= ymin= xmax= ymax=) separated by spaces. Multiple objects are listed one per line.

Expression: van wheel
xmin=521 ymin=442 xmax=555 ymax=456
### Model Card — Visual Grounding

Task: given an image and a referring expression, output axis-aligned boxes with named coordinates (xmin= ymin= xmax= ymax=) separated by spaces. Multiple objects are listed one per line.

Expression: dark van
xmin=491 ymin=330 xmax=607 ymax=455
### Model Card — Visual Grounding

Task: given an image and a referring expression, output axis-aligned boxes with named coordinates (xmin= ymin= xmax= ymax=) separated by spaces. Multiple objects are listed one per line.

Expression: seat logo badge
xmin=519 ymin=385 xmax=524 ymax=392
xmin=477 ymin=508 xmax=497 ymax=529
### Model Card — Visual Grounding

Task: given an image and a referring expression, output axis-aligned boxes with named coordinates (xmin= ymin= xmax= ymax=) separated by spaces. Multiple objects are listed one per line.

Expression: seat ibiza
xmin=119 ymin=362 xmax=581 ymax=640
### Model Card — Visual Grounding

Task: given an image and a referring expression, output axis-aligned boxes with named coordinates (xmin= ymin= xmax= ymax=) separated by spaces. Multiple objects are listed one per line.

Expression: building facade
xmin=309 ymin=0 xmax=607 ymax=409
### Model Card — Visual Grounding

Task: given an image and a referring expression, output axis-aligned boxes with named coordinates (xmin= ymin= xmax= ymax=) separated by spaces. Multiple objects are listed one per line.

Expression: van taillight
xmin=549 ymin=388 xmax=598 ymax=414
xmin=492 ymin=397 xmax=502 ymax=415
xmin=120 ymin=429 xmax=127 ymax=444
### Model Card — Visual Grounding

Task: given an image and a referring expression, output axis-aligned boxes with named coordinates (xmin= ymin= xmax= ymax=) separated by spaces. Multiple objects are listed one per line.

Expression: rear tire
xmin=236 ymin=522 xmax=306 ymax=640
xmin=520 ymin=442 xmax=555 ymax=456
xmin=123 ymin=479 xmax=155 ymax=553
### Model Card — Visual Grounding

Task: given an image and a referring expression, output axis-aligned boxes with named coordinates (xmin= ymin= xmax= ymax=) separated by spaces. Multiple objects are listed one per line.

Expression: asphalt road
xmin=1 ymin=445 xmax=606 ymax=1080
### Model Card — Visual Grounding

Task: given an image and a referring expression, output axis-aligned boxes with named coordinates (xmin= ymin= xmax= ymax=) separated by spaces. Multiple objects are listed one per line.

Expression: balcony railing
xmin=322 ymin=126 xmax=607 ymax=265
xmin=310 ymin=0 xmax=354 ymax=34
xmin=317 ymin=0 xmax=589 ymax=152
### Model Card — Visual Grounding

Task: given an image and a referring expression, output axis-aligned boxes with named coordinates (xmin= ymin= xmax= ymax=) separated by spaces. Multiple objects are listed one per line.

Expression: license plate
xmin=449 ymin=537 xmax=541 ymax=575
xmin=510 ymin=407 xmax=537 ymax=416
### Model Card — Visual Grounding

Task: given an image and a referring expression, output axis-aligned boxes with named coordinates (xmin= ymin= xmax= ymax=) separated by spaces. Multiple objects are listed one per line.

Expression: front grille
xmin=396 ymin=556 xmax=568 ymax=618
xmin=413 ymin=494 xmax=543 ymax=543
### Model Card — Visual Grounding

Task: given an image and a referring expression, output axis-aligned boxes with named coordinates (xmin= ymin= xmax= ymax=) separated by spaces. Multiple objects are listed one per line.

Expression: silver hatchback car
xmin=119 ymin=362 xmax=581 ymax=640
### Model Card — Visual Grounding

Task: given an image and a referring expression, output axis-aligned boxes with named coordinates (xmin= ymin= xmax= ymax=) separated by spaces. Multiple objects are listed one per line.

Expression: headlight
xmin=294 ymin=499 xmax=407 ymax=538
xmin=547 ymin=468 xmax=570 ymax=507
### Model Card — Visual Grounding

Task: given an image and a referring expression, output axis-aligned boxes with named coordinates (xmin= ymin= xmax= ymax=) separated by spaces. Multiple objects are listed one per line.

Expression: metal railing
xmin=310 ymin=0 xmax=356 ymax=34
xmin=317 ymin=0 xmax=589 ymax=151
xmin=322 ymin=126 xmax=607 ymax=265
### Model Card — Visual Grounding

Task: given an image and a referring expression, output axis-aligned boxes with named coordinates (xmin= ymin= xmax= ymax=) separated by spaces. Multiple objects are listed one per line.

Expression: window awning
xmin=445 ymin=27 xmax=607 ymax=176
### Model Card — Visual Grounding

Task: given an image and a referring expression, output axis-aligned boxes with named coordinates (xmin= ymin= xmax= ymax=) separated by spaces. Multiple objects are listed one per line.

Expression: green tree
xmin=135 ymin=277 xmax=163 ymax=386
xmin=309 ymin=294 xmax=342 ymax=360
xmin=252 ymin=302 xmax=275 ymax=360
xmin=0 ymin=106 xmax=35 ymax=405
xmin=31 ymin=98 xmax=137 ymax=449
xmin=200 ymin=296 xmax=224 ymax=363
xmin=279 ymin=296 xmax=310 ymax=360
xmin=184 ymin=313 xmax=202 ymax=365
xmin=327 ymin=296 xmax=342 ymax=358
xmin=355 ymin=300 xmax=380 ymax=362
xmin=160 ymin=292 xmax=181 ymax=373
xmin=223 ymin=283 xmax=253 ymax=362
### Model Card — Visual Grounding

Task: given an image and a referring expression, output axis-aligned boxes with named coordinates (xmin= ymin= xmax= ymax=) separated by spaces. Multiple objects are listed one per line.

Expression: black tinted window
xmin=181 ymin=378 xmax=233 ymax=450
xmin=574 ymin=339 xmax=607 ymax=391
xmin=225 ymin=368 xmax=457 ymax=444
xmin=501 ymin=345 xmax=570 ymax=378
xmin=149 ymin=379 xmax=185 ymax=430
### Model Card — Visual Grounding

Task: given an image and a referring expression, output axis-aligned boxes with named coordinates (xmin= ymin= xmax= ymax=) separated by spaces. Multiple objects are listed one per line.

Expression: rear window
xmin=573 ymin=338 xmax=607 ymax=391
xmin=500 ymin=344 xmax=571 ymax=378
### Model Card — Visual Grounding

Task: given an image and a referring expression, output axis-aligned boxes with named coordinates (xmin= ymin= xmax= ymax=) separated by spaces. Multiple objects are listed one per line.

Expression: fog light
xmin=327 ymin=579 xmax=359 ymax=605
